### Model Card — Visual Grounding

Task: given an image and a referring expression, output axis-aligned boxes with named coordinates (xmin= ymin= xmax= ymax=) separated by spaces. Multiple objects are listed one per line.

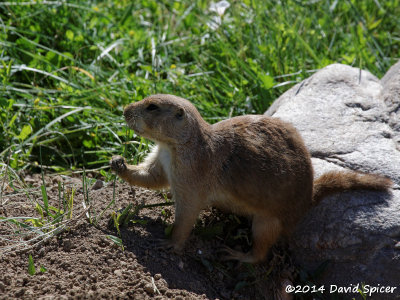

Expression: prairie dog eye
xmin=175 ymin=108 xmax=185 ymax=120
xmin=146 ymin=104 xmax=159 ymax=111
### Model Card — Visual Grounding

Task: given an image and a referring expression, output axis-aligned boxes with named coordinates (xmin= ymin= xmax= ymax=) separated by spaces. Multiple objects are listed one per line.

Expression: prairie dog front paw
xmin=110 ymin=155 xmax=127 ymax=173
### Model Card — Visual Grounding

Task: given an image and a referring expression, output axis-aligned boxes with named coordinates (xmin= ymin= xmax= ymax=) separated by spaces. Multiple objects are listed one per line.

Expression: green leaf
xmin=17 ymin=125 xmax=32 ymax=141
xmin=62 ymin=52 xmax=74 ymax=59
xmin=45 ymin=51 xmax=56 ymax=61
xmin=259 ymin=74 xmax=274 ymax=89
xmin=139 ymin=65 xmax=153 ymax=73
xmin=89 ymin=17 xmax=98 ymax=29
xmin=131 ymin=219 xmax=148 ymax=225
xmin=48 ymin=206 xmax=64 ymax=214
xmin=368 ymin=19 xmax=382 ymax=30
xmin=117 ymin=203 xmax=133 ymax=226
xmin=0 ymin=99 xmax=7 ymax=108
xmin=66 ymin=30 xmax=74 ymax=41
xmin=25 ymin=218 xmax=44 ymax=227
xmin=83 ymin=139 xmax=94 ymax=148
xmin=106 ymin=234 xmax=124 ymax=251
xmin=75 ymin=35 xmax=84 ymax=42
xmin=40 ymin=266 xmax=47 ymax=273
xmin=111 ymin=212 xmax=120 ymax=236
xmin=8 ymin=113 xmax=17 ymax=128
xmin=35 ymin=203 xmax=44 ymax=219
xmin=28 ymin=254 xmax=36 ymax=275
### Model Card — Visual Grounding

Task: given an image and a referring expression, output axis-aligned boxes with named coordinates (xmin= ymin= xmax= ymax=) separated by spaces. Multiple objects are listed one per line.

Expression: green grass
xmin=0 ymin=0 xmax=399 ymax=172
xmin=2 ymin=1 xmax=398 ymax=293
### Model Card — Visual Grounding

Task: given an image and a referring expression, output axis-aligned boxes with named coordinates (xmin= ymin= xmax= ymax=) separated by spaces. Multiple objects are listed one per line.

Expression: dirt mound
xmin=0 ymin=174 xmax=296 ymax=299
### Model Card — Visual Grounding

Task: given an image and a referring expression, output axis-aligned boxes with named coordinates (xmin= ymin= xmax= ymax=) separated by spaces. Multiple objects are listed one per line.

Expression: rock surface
xmin=265 ymin=62 xmax=400 ymax=295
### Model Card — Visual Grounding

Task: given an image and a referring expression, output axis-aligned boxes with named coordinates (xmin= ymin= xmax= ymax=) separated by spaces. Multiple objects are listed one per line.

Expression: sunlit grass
xmin=0 ymin=0 xmax=399 ymax=171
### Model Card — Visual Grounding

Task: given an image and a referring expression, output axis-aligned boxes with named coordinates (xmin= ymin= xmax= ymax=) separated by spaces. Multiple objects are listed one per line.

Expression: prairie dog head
xmin=123 ymin=94 xmax=207 ymax=145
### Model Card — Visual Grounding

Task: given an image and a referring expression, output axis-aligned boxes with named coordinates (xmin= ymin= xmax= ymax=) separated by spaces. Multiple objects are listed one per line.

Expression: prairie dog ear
xmin=175 ymin=108 xmax=185 ymax=120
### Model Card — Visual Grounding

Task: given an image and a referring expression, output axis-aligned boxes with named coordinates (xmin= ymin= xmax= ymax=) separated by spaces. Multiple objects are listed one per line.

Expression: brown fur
xmin=313 ymin=171 xmax=392 ymax=204
xmin=110 ymin=94 xmax=392 ymax=263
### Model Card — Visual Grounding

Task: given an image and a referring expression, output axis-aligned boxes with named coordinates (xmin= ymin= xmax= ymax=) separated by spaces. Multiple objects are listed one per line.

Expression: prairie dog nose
xmin=123 ymin=104 xmax=134 ymax=119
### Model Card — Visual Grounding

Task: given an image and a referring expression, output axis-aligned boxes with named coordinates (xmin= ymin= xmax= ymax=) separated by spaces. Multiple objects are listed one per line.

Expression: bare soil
xmin=0 ymin=173 xmax=297 ymax=300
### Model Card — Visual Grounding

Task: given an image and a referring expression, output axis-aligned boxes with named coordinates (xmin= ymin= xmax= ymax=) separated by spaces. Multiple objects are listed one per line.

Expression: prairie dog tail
xmin=313 ymin=171 xmax=393 ymax=204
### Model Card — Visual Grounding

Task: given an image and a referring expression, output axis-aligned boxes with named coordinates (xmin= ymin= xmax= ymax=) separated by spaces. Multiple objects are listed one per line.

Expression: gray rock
xmin=91 ymin=179 xmax=104 ymax=190
xmin=265 ymin=62 xmax=400 ymax=294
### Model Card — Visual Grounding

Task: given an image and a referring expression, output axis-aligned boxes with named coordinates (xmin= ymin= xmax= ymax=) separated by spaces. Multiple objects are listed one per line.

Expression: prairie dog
xmin=110 ymin=94 xmax=392 ymax=263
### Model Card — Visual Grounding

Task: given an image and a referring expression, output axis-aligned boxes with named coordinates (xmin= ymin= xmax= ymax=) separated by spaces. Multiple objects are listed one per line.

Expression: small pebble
xmin=91 ymin=179 xmax=104 ymax=190
xmin=63 ymin=240 xmax=72 ymax=252
xmin=144 ymin=283 xmax=155 ymax=295
xmin=178 ymin=260 xmax=184 ymax=271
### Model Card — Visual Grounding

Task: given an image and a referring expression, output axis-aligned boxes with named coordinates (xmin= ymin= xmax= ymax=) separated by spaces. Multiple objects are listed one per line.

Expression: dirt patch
xmin=0 ymin=173 xmax=297 ymax=299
